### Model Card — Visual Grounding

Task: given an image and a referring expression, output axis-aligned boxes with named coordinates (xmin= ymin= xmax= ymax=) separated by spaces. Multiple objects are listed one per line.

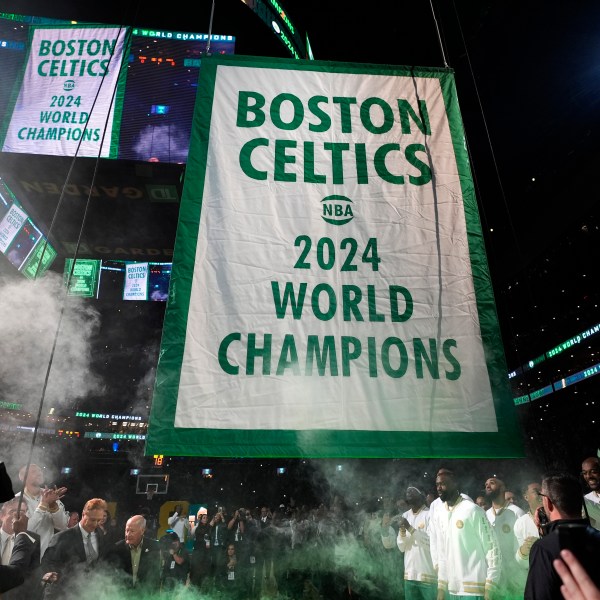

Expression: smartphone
xmin=557 ymin=523 xmax=588 ymax=557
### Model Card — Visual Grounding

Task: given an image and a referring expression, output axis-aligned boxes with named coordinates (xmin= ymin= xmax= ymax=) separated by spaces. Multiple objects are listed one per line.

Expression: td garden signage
xmin=146 ymin=55 xmax=522 ymax=458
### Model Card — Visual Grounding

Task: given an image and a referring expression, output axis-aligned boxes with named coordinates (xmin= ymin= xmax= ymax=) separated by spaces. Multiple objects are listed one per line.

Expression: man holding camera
xmin=524 ymin=472 xmax=600 ymax=600
xmin=210 ymin=507 xmax=230 ymax=580
xmin=160 ymin=531 xmax=190 ymax=591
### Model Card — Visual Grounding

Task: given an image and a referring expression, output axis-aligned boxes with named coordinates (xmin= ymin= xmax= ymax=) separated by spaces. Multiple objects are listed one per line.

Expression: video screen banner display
xmin=64 ymin=258 xmax=172 ymax=300
xmin=1 ymin=24 xmax=129 ymax=158
xmin=0 ymin=177 xmax=56 ymax=278
xmin=147 ymin=55 xmax=523 ymax=458
xmin=0 ymin=14 xmax=235 ymax=163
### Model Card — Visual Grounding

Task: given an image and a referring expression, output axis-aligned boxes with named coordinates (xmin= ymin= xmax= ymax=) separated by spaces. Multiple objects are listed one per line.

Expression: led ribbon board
xmin=146 ymin=55 xmax=522 ymax=458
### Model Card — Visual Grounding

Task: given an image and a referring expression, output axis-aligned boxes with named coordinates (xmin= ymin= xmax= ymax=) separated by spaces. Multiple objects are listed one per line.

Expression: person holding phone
xmin=524 ymin=472 xmax=600 ymax=600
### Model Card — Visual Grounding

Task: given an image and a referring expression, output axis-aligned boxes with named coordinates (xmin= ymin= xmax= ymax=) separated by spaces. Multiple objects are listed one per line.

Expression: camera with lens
xmin=238 ymin=508 xmax=246 ymax=520
xmin=537 ymin=507 xmax=550 ymax=536
xmin=159 ymin=532 xmax=179 ymax=551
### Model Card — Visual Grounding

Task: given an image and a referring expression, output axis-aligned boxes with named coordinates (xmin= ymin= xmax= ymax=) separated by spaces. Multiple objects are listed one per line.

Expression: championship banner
xmin=0 ymin=204 xmax=27 ymax=252
xmin=0 ymin=24 xmax=129 ymax=158
xmin=146 ymin=55 xmax=523 ymax=458
xmin=124 ymin=262 xmax=149 ymax=301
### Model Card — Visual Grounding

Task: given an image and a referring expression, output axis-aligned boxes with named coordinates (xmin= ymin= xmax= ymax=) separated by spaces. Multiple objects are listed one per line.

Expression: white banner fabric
xmin=2 ymin=25 xmax=128 ymax=157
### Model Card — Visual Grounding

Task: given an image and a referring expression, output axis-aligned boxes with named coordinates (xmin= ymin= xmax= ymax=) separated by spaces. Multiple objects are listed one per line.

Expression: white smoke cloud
xmin=0 ymin=271 xmax=104 ymax=411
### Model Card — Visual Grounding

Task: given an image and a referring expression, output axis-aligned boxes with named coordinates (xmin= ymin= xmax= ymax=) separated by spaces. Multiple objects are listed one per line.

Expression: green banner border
xmin=146 ymin=55 xmax=523 ymax=458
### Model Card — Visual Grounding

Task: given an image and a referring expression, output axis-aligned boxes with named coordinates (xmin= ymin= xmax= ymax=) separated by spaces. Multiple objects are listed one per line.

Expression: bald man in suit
xmin=105 ymin=514 xmax=162 ymax=592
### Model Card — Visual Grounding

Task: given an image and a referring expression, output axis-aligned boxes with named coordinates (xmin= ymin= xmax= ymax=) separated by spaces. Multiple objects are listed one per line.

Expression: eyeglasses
xmin=537 ymin=491 xmax=550 ymax=500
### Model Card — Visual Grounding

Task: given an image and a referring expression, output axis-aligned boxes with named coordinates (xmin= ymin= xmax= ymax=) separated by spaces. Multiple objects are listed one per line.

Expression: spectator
xmin=524 ymin=472 xmax=600 ymax=600
xmin=210 ymin=506 xmax=231 ymax=582
xmin=190 ymin=507 xmax=212 ymax=591
xmin=217 ymin=542 xmax=243 ymax=599
xmin=167 ymin=503 xmax=191 ymax=544
xmin=160 ymin=531 xmax=190 ymax=591
xmin=15 ymin=464 xmax=68 ymax=560
xmin=67 ymin=512 xmax=79 ymax=528
xmin=228 ymin=507 xmax=254 ymax=594
xmin=96 ymin=508 xmax=119 ymax=546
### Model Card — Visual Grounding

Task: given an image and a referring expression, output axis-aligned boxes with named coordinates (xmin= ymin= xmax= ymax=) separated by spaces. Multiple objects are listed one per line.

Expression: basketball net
xmin=146 ymin=489 xmax=155 ymax=500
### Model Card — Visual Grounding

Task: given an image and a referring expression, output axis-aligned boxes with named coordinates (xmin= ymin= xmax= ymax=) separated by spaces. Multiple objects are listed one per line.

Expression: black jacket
xmin=104 ymin=537 xmax=162 ymax=591
xmin=524 ymin=518 xmax=600 ymax=600
xmin=2 ymin=531 xmax=42 ymax=600
xmin=0 ymin=531 xmax=40 ymax=595
xmin=41 ymin=526 xmax=108 ymax=600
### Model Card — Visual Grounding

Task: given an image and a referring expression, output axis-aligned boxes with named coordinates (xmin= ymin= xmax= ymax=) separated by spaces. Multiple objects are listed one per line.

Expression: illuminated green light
xmin=0 ymin=401 xmax=22 ymax=410
xmin=529 ymin=385 xmax=553 ymax=401
xmin=546 ymin=323 xmax=600 ymax=359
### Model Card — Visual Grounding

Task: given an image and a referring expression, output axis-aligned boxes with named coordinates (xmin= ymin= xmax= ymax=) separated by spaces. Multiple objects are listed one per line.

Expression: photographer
xmin=228 ymin=508 xmax=247 ymax=540
xmin=189 ymin=508 xmax=211 ymax=591
xmin=160 ymin=532 xmax=189 ymax=591
xmin=209 ymin=506 xmax=230 ymax=580
xmin=524 ymin=472 xmax=600 ymax=600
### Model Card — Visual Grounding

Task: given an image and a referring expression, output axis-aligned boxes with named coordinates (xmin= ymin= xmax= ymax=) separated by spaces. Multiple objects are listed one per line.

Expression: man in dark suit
xmin=104 ymin=514 xmax=162 ymax=592
xmin=40 ymin=497 xmax=108 ymax=600
xmin=0 ymin=511 xmax=40 ymax=596
xmin=0 ymin=501 xmax=42 ymax=599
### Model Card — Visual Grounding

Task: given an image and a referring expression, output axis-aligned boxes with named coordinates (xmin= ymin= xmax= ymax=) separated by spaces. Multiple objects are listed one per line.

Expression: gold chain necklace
xmin=447 ymin=496 xmax=463 ymax=512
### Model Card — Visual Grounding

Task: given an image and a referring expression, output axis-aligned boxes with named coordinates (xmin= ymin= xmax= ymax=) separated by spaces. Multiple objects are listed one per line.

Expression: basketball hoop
xmin=136 ymin=478 xmax=165 ymax=500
